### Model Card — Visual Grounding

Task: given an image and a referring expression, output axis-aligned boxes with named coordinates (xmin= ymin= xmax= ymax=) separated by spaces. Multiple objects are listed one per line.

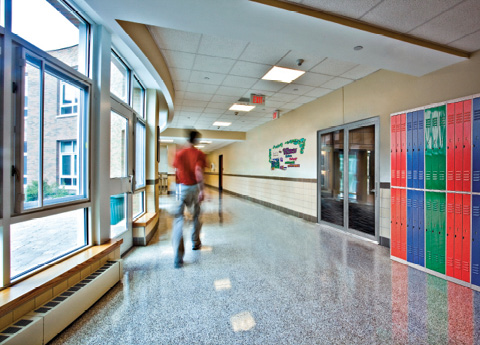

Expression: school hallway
xmin=50 ymin=189 xmax=479 ymax=344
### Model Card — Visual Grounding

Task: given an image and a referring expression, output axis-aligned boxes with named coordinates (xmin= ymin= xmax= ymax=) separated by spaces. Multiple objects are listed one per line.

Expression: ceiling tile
xmin=449 ymin=30 xmax=480 ymax=52
xmin=268 ymin=92 xmax=300 ymax=102
xmin=173 ymin=80 xmax=189 ymax=91
xmin=276 ymin=51 xmax=326 ymax=71
xmin=149 ymin=26 xmax=201 ymax=53
xmin=409 ymin=0 xmax=480 ymax=45
xmin=181 ymin=99 xmax=209 ymax=108
xmin=311 ymin=58 xmax=358 ymax=76
xmin=216 ymin=85 xmax=249 ymax=97
xmin=295 ymin=72 xmax=333 ymax=87
xmin=193 ymin=55 xmax=236 ymax=74
xmin=299 ymin=0 xmax=382 ymax=18
xmin=189 ymin=71 xmax=226 ymax=85
xmin=197 ymin=34 xmax=248 ymax=59
xmin=222 ymin=75 xmax=257 ymax=89
xmin=321 ymin=77 xmax=354 ymax=89
xmin=161 ymin=50 xmax=196 ymax=69
xmin=294 ymin=95 xmax=317 ymax=104
xmin=305 ymin=87 xmax=333 ymax=98
xmin=183 ymin=92 xmax=213 ymax=102
xmin=250 ymin=79 xmax=286 ymax=92
xmin=340 ymin=65 xmax=379 ymax=80
xmin=210 ymin=94 xmax=239 ymax=103
xmin=266 ymin=100 xmax=286 ymax=108
xmin=280 ymin=83 xmax=315 ymax=95
xmin=238 ymin=42 xmax=290 ymax=64
xmin=207 ymin=101 xmax=231 ymax=110
xmin=230 ymin=61 xmax=272 ymax=78
xmin=170 ymin=68 xmax=191 ymax=81
xmin=203 ymin=108 xmax=227 ymax=115
xmin=360 ymin=0 xmax=464 ymax=33
xmin=186 ymin=83 xmax=219 ymax=94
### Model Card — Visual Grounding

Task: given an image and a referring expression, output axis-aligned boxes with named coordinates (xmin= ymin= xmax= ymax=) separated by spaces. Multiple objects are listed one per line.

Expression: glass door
xmin=318 ymin=118 xmax=379 ymax=241
xmin=110 ymin=99 xmax=134 ymax=250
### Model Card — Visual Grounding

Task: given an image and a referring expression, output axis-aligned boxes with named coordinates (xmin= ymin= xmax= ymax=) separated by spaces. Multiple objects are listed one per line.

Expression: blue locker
xmin=407 ymin=112 xmax=413 ymax=187
xmin=413 ymin=111 xmax=419 ymax=189
xmin=418 ymin=110 xmax=425 ymax=189
xmin=473 ymin=98 xmax=480 ymax=193
xmin=472 ymin=195 xmax=480 ymax=286
xmin=412 ymin=190 xmax=419 ymax=264
xmin=407 ymin=190 xmax=414 ymax=263
xmin=418 ymin=190 xmax=425 ymax=267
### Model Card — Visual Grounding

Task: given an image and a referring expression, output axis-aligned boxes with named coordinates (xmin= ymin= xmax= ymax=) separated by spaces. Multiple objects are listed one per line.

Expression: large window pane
xmin=12 ymin=0 xmax=89 ymax=74
xmin=0 ymin=0 xmax=4 ymax=27
xmin=43 ymin=72 xmax=82 ymax=202
xmin=110 ymin=52 xmax=128 ymax=103
xmin=110 ymin=111 xmax=127 ymax=178
xmin=10 ymin=208 xmax=87 ymax=279
xmin=110 ymin=193 xmax=126 ymax=237
xmin=132 ymin=76 xmax=145 ymax=117
xmin=133 ymin=191 xmax=144 ymax=219
xmin=135 ymin=121 xmax=145 ymax=189
xmin=320 ymin=130 xmax=344 ymax=226
xmin=23 ymin=57 xmax=41 ymax=209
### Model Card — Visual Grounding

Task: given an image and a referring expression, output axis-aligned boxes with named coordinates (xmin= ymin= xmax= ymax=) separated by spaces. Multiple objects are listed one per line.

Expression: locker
xmin=447 ymin=103 xmax=455 ymax=191
xmin=407 ymin=190 xmax=414 ymax=263
xmin=396 ymin=115 xmax=402 ymax=185
xmin=431 ymin=108 xmax=439 ymax=189
xmin=391 ymin=115 xmax=397 ymax=187
xmin=454 ymin=193 xmax=463 ymax=280
xmin=446 ymin=193 xmax=455 ymax=278
xmin=439 ymin=106 xmax=447 ymax=190
xmin=473 ymin=98 xmax=480 ymax=192
xmin=438 ymin=192 xmax=446 ymax=274
xmin=418 ymin=191 xmax=425 ymax=267
xmin=400 ymin=113 xmax=407 ymax=187
xmin=412 ymin=190 xmax=419 ymax=265
xmin=455 ymin=102 xmax=464 ymax=191
xmin=412 ymin=111 xmax=419 ymax=188
xmin=407 ymin=112 xmax=413 ymax=187
xmin=391 ymin=188 xmax=398 ymax=257
xmin=426 ymin=192 xmax=434 ymax=271
xmin=462 ymin=194 xmax=471 ymax=282
xmin=472 ymin=195 xmax=480 ymax=286
xmin=425 ymin=110 xmax=433 ymax=189
xmin=463 ymin=99 xmax=472 ymax=192
xmin=418 ymin=110 xmax=425 ymax=189
xmin=400 ymin=189 xmax=407 ymax=260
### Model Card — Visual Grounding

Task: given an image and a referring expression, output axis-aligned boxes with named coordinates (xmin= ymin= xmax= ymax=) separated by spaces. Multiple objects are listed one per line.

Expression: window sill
xmin=133 ymin=212 xmax=157 ymax=227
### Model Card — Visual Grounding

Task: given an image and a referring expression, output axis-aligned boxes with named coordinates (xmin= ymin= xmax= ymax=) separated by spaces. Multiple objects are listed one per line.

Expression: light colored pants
xmin=172 ymin=184 xmax=202 ymax=264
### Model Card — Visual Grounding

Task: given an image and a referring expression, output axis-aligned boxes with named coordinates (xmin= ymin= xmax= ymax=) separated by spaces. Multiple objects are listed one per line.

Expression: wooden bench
xmin=133 ymin=212 xmax=159 ymax=246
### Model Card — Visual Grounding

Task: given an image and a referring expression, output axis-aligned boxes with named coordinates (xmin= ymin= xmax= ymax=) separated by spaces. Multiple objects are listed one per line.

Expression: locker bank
xmin=1 ymin=0 xmax=480 ymax=344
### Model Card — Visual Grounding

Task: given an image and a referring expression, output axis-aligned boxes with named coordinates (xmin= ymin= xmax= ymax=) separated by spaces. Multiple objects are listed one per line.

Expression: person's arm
xmin=195 ymin=165 xmax=205 ymax=202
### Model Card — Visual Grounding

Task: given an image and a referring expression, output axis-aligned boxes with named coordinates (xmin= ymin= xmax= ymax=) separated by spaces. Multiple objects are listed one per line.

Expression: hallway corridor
xmin=51 ymin=190 xmax=479 ymax=344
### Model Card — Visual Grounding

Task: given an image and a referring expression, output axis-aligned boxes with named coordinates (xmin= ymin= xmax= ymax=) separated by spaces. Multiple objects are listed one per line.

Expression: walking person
xmin=172 ymin=130 xmax=206 ymax=268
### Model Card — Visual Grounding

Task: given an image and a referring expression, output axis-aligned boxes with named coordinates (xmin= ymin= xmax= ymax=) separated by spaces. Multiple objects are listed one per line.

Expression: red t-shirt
xmin=173 ymin=146 xmax=207 ymax=185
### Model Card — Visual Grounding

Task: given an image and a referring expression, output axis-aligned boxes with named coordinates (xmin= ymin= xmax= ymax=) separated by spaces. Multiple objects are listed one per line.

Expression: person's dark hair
xmin=188 ymin=130 xmax=200 ymax=144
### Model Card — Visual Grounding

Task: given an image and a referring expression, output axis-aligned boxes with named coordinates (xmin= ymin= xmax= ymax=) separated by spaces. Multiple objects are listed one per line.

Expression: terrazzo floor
xmin=50 ymin=189 xmax=480 ymax=344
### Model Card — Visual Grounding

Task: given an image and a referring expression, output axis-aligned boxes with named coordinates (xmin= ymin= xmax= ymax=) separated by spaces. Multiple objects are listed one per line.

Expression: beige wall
xmin=207 ymin=51 xmax=480 ymax=183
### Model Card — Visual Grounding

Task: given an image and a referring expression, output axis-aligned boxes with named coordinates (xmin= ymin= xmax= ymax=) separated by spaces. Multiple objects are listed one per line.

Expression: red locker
xmin=396 ymin=188 xmax=402 ymax=258
xmin=396 ymin=116 xmax=402 ymax=185
xmin=463 ymin=100 xmax=472 ymax=192
xmin=454 ymin=193 xmax=463 ymax=280
xmin=455 ymin=102 xmax=464 ymax=191
xmin=446 ymin=193 xmax=455 ymax=277
xmin=391 ymin=188 xmax=397 ymax=257
xmin=447 ymin=103 xmax=455 ymax=191
xmin=391 ymin=116 xmax=397 ymax=187
xmin=462 ymin=194 xmax=471 ymax=282
xmin=400 ymin=114 xmax=407 ymax=187
xmin=400 ymin=189 xmax=407 ymax=260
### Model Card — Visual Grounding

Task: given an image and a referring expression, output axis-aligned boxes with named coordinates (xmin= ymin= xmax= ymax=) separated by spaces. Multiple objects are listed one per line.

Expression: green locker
xmin=426 ymin=191 xmax=446 ymax=274
xmin=438 ymin=106 xmax=446 ymax=190
xmin=425 ymin=106 xmax=446 ymax=190
xmin=425 ymin=113 xmax=433 ymax=189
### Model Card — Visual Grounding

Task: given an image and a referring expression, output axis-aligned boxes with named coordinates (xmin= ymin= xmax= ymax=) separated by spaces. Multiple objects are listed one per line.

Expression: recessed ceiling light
xmin=200 ymin=140 xmax=212 ymax=144
xmin=229 ymin=103 xmax=255 ymax=112
xmin=160 ymin=139 xmax=174 ymax=143
xmin=354 ymin=46 xmax=363 ymax=51
xmin=262 ymin=66 xmax=305 ymax=83
xmin=213 ymin=121 xmax=231 ymax=126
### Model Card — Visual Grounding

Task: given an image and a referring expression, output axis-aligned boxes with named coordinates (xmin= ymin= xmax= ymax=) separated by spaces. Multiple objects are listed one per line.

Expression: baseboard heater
xmin=0 ymin=260 xmax=122 ymax=345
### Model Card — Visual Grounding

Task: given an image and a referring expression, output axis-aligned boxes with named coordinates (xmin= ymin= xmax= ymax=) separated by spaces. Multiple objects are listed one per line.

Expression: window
xmin=110 ymin=111 xmax=128 ymax=178
xmin=59 ymin=81 xmax=79 ymax=116
xmin=132 ymin=76 xmax=145 ymax=117
xmin=20 ymin=51 xmax=89 ymax=211
xmin=135 ymin=121 xmax=146 ymax=189
xmin=133 ymin=191 xmax=144 ymax=219
xmin=110 ymin=51 xmax=129 ymax=103
xmin=59 ymin=140 xmax=77 ymax=189
xmin=12 ymin=0 xmax=90 ymax=75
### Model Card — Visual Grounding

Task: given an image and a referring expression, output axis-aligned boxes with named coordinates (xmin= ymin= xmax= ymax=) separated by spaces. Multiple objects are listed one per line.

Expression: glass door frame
xmin=317 ymin=117 xmax=380 ymax=242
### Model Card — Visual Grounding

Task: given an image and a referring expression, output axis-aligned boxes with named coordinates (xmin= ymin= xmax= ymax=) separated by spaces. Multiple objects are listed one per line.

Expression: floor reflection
xmin=391 ymin=262 xmax=478 ymax=344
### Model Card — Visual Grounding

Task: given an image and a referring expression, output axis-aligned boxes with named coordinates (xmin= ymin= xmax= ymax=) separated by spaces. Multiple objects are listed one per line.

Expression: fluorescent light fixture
xmin=200 ymin=140 xmax=212 ymax=144
xmin=194 ymin=145 xmax=205 ymax=148
xmin=213 ymin=121 xmax=231 ymax=126
xmin=262 ymin=66 xmax=305 ymax=83
xmin=229 ymin=103 xmax=255 ymax=112
xmin=160 ymin=139 xmax=174 ymax=143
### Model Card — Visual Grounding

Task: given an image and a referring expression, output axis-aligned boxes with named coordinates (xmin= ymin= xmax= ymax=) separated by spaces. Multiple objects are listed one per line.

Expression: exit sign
xmin=250 ymin=94 xmax=265 ymax=105
xmin=273 ymin=110 xmax=280 ymax=119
